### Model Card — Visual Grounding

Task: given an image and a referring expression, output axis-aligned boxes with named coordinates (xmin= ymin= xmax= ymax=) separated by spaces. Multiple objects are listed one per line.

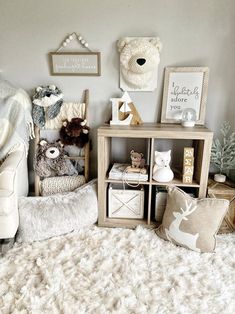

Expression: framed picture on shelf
xmin=161 ymin=67 xmax=209 ymax=125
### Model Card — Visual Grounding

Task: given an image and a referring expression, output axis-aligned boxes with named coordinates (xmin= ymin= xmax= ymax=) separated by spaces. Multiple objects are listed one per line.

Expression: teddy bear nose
xmin=50 ymin=150 xmax=55 ymax=154
xmin=137 ymin=58 xmax=146 ymax=66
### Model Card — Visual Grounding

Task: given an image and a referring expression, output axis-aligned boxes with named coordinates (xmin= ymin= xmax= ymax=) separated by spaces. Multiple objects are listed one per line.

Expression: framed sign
xmin=49 ymin=52 xmax=101 ymax=76
xmin=161 ymin=67 xmax=209 ymax=125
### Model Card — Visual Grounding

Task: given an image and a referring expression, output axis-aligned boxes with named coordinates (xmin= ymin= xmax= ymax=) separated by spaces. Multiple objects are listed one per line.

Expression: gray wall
xmin=0 ymin=0 xmax=235 ymax=181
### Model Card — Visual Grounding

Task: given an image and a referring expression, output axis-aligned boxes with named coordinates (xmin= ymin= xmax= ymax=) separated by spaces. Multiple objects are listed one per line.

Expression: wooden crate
xmin=108 ymin=183 xmax=144 ymax=219
xmin=208 ymin=179 xmax=235 ymax=233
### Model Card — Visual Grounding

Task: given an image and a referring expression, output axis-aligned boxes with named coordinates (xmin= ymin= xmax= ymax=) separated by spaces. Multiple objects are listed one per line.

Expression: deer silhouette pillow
xmin=156 ymin=186 xmax=229 ymax=253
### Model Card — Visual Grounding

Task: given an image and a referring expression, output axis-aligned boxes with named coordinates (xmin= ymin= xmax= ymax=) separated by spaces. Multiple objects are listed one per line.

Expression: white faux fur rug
xmin=0 ymin=226 xmax=234 ymax=314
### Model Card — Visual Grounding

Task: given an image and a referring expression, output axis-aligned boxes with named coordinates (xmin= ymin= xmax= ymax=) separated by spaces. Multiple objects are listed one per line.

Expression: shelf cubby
xmin=98 ymin=123 xmax=213 ymax=229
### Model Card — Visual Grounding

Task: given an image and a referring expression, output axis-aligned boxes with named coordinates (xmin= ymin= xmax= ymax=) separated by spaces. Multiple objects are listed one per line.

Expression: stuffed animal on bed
xmin=60 ymin=117 xmax=90 ymax=148
xmin=34 ymin=139 xmax=78 ymax=178
xmin=32 ymin=85 xmax=63 ymax=128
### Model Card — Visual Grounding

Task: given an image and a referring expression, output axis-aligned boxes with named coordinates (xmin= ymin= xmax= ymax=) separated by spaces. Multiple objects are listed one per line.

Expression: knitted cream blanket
xmin=0 ymin=80 xmax=34 ymax=160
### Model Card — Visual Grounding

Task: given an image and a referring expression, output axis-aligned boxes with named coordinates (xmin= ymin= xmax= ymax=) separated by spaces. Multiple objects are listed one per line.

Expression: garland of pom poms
xmin=56 ymin=32 xmax=92 ymax=52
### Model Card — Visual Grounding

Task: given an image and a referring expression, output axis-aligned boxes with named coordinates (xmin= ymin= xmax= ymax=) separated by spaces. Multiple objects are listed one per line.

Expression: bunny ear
xmin=117 ymin=38 xmax=130 ymax=52
xmin=39 ymin=139 xmax=47 ymax=146
xmin=150 ymin=37 xmax=162 ymax=52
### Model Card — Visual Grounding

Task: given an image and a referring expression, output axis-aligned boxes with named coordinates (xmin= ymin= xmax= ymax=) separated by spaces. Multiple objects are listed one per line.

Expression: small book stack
xmin=108 ymin=163 xmax=148 ymax=181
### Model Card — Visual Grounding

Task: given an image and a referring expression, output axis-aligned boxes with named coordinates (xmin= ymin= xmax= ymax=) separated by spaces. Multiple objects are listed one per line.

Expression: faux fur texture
xmin=60 ymin=117 xmax=90 ymax=148
xmin=0 ymin=226 xmax=234 ymax=313
xmin=17 ymin=179 xmax=98 ymax=242
xmin=34 ymin=140 xmax=77 ymax=178
xmin=118 ymin=38 xmax=162 ymax=89
xmin=32 ymin=85 xmax=63 ymax=129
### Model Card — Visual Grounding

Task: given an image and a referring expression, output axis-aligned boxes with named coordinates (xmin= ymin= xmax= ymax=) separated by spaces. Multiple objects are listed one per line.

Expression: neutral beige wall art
xmin=117 ymin=37 xmax=162 ymax=91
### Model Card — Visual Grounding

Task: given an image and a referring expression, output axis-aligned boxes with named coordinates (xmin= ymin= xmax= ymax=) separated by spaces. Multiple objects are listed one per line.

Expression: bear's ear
xmin=49 ymin=85 xmax=56 ymax=91
xmin=36 ymin=86 xmax=43 ymax=92
xmin=150 ymin=37 xmax=162 ymax=52
xmin=130 ymin=150 xmax=135 ymax=154
xmin=62 ymin=120 xmax=68 ymax=127
xmin=57 ymin=140 xmax=64 ymax=148
xmin=140 ymin=153 xmax=143 ymax=157
xmin=80 ymin=119 xmax=87 ymax=126
xmin=117 ymin=38 xmax=131 ymax=52
xmin=39 ymin=139 xmax=48 ymax=146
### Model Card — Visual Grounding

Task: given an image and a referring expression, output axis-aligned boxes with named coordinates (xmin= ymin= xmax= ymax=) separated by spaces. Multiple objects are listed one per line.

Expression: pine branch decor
xmin=211 ymin=121 xmax=235 ymax=174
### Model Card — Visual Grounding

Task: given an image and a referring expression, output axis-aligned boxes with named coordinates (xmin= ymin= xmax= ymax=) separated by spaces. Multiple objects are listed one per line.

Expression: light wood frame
xmin=34 ymin=89 xmax=90 ymax=196
xmin=50 ymin=52 xmax=101 ymax=76
xmin=161 ymin=67 xmax=209 ymax=125
xmin=97 ymin=123 xmax=213 ymax=229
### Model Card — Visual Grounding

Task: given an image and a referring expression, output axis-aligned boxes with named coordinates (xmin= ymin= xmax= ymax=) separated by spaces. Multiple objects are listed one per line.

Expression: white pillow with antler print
xmin=156 ymin=186 xmax=229 ymax=252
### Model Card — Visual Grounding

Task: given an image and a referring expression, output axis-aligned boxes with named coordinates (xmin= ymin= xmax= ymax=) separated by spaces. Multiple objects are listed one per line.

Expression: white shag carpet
xmin=0 ymin=226 xmax=234 ymax=314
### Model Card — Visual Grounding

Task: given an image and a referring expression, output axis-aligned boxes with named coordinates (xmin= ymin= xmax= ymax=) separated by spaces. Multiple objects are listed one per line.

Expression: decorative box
xmin=108 ymin=183 xmax=144 ymax=219
xmin=207 ymin=179 xmax=235 ymax=233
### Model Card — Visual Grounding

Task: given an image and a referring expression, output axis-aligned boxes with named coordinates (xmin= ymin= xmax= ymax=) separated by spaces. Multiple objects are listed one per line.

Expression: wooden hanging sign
xmin=49 ymin=32 xmax=101 ymax=76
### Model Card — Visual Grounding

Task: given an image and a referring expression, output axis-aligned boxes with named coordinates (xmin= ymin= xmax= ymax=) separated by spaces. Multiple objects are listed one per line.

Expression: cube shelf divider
xmin=98 ymin=123 xmax=213 ymax=229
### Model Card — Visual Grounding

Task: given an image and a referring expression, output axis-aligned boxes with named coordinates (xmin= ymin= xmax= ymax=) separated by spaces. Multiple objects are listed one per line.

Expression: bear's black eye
xmin=137 ymin=58 xmax=146 ymax=66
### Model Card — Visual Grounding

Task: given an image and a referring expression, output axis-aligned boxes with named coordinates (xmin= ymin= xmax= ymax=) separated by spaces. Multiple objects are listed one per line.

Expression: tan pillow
xmin=156 ymin=186 xmax=229 ymax=252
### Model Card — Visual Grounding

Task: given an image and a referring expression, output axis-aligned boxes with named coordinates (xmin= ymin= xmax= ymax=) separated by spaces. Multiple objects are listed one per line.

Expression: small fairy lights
xmin=57 ymin=32 xmax=92 ymax=52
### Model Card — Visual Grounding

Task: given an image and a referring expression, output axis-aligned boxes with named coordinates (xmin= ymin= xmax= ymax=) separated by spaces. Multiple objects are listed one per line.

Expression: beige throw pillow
xmin=156 ymin=186 xmax=229 ymax=252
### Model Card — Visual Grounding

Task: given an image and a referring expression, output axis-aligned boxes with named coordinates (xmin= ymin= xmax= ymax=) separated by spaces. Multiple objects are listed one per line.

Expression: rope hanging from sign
xmin=56 ymin=32 xmax=93 ymax=52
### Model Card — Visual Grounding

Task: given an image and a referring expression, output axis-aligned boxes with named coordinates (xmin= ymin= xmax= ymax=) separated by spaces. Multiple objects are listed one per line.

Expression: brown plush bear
xmin=130 ymin=150 xmax=145 ymax=168
xmin=34 ymin=139 xmax=78 ymax=178
xmin=60 ymin=118 xmax=90 ymax=148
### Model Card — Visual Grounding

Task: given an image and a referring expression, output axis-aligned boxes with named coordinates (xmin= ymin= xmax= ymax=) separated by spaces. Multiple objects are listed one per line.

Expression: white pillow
xmin=17 ymin=179 xmax=98 ymax=242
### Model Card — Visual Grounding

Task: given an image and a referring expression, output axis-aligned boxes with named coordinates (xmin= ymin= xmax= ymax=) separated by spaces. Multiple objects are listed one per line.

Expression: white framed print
xmin=161 ymin=67 xmax=209 ymax=125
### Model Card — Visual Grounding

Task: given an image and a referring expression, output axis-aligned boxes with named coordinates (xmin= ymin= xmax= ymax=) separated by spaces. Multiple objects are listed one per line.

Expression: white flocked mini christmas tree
xmin=211 ymin=121 xmax=235 ymax=182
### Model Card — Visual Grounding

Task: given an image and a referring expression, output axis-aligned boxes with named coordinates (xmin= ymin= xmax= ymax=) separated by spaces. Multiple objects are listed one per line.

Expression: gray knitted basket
xmin=41 ymin=175 xmax=85 ymax=196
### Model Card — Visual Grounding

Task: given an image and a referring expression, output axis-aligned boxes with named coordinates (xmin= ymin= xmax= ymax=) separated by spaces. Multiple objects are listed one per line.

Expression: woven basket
xmin=41 ymin=175 xmax=85 ymax=196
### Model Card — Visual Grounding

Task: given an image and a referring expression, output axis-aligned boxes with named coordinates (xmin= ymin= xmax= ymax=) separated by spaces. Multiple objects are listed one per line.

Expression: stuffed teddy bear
xmin=126 ymin=150 xmax=147 ymax=174
xmin=32 ymin=85 xmax=63 ymax=128
xmin=152 ymin=150 xmax=174 ymax=183
xmin=130 ymin=150 xmax=145 ymax=169
xmin=34 ymin=139 xmax=78 ymax=178
xmin=117 ymin=37 xmax=162 ymax=91
xmin=60 ymin=118 xmax=90 ymax=148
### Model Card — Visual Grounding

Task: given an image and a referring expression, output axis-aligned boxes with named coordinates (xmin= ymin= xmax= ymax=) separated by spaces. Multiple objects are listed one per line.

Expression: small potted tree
xmin=210 ymin=121 xmax=235 ymax=182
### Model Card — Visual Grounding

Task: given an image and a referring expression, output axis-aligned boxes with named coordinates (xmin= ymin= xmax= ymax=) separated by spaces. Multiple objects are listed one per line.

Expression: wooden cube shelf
xmin=98 ymin=123 xmax=213 ymax=228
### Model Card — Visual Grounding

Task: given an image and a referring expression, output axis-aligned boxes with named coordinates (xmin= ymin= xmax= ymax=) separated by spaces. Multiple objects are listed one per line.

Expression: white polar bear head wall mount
xmin=117 ymin=37 xmax=162 ymax=91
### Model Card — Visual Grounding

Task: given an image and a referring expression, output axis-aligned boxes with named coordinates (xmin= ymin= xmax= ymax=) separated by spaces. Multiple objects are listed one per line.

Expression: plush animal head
xmin=32 ymin=85 xmax=63 ymax=108
xmin=37 ymin=139 xmax=65 ymax=160
xmin=154 ymin=150 xmax=171 ymax=168
xmin=34 ymin=139 xmax=78 ymax=178
xmin=32 ymin=85 xmax=64 ymax=128
xmin=60 ymin=118 xmax=90 ymax=148
xmin=130 ymin=150 xmax=143 ymax=163
xmin=117 ymin=37 xmax=162 ymax=89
